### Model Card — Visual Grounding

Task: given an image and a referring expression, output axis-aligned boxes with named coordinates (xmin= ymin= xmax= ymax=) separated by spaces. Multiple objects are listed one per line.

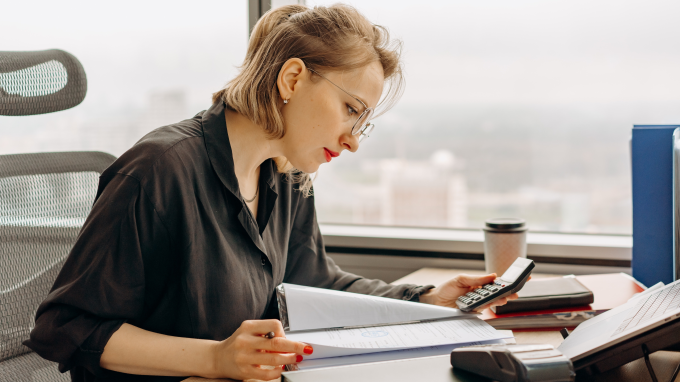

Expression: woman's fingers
xmin=251 ymin=350 xmax=301 ymax=366
xmin=258 ymin=336 xmax=312 ymax=355
xmin=455 ymin=273 xmax=497 ymax=288
xmin=472 ymin=292 xmax=520 ymax=312
xmin=475 ymin=297 xmax=508 ymax=312
xmin=240 ymin=319 xmax=313 ymax=356
xmin=214 ymin=319 xmax=309 ymax=380
xmin=240 ymin=319 xmax=286 ymax=337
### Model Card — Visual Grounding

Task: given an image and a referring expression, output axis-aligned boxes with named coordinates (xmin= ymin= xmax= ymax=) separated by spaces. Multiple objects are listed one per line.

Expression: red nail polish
xmin=303 ymin=345 xmax=313 ymax=355
xmin=296 ymin=355 xmax=303 ymax=362
xmin=281 ymin=365 xmax=286 ymax=371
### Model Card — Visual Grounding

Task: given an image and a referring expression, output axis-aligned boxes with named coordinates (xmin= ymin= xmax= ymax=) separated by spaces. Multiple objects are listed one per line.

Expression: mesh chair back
xmin=0 ymin=50 xmax=87 ymax=116
xmin=0 ymin=152 xmax=115 ymax=380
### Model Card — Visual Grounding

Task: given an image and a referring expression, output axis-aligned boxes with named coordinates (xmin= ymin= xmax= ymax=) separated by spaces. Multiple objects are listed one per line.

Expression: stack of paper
xmin=277 ymin=284 xmax=513 ymax=370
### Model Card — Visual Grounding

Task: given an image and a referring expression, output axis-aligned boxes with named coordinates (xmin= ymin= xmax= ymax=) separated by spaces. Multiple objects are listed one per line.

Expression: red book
xmin=480 ymin=273 xmax=646 ymax=330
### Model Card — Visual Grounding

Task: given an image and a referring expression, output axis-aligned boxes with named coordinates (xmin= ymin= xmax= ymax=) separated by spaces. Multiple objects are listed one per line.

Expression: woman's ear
xmin=277 ymin=58 xmax=306 ymax=102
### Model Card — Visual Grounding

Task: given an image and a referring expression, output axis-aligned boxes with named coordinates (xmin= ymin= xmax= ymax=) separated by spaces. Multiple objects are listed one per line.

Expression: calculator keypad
xmin=455 ymin=258 xmax=533 ymax=312
xmin=457 ymin=282 xmax=503 ymax=308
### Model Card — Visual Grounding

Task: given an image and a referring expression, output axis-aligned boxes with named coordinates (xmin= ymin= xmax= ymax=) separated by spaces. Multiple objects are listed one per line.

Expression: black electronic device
xmin=450 ymin=344 xmax=575 ymax=382
xmin=456 ymin=257 xmax=535 ymax=312
xmin=571 ymin=318 xmax=680 ymax=378
xmin=492 ymin=276 xmax=594 ymax=315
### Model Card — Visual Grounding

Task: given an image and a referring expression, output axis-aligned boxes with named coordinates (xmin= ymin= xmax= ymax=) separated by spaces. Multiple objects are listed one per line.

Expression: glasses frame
xmin=307 ymin=68 xmax=375 ymax=142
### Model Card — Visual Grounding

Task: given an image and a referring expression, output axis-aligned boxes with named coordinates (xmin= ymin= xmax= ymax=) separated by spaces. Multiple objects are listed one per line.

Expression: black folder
xmin=492 ymin=277 xmax=594 ymax=315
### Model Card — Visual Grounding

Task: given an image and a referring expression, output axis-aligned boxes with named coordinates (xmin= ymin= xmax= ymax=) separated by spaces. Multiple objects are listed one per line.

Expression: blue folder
xmin=631 ymin=125 xmax=680 ymax=287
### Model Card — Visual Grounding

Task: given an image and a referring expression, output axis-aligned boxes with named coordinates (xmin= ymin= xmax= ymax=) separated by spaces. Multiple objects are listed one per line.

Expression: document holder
xmin=573 ymin=318 xmax=680 ymax=381
xmin=276 ymin=284 xmax=291 ymax=330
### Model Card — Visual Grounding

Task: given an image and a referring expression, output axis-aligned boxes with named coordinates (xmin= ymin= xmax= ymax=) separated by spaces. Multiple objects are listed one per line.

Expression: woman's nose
xmin=340 ymin=131 xmax=359 ymax=153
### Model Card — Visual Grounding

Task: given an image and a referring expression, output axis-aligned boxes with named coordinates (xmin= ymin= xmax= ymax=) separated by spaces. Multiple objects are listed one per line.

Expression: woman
xmin=26 ymin=4 xmax=516 ymax=381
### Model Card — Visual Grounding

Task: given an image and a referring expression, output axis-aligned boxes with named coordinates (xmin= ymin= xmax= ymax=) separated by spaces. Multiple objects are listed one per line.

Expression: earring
xmin=283 ymin=99 xmax=289 ymax=104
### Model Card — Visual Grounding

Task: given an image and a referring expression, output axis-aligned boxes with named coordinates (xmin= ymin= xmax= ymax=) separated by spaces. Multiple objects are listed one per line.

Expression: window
xmin=307 ymin=0 xmax=680 ymax=235
xmin=0 ymin=0 xmax=247 ymax=159
xmin=4 ymin=1 xmax=679 ymax=236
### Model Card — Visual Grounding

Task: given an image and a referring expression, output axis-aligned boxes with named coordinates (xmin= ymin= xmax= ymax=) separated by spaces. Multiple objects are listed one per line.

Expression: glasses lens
xmin=352 ymin=108 xmax=374 ymax=135
xmin=358 ymin=123 xmax=374 ymax=142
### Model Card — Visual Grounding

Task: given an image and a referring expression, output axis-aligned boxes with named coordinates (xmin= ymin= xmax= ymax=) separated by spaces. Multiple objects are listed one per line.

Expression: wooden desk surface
xmin=185 ymin=267 xmax=680 ymax=382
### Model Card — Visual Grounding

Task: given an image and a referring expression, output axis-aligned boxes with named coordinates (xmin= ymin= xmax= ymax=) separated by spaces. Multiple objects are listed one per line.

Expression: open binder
xmin=558 ymin=279 xmax=680 ymax=381
xmin=276 ymin=284 xmax=512 ymax=370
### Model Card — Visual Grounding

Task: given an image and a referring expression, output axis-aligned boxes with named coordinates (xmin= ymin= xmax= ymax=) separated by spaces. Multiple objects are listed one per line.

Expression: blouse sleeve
xmin=283 ymin=191 xmax=434 ymax=301
xmin=23 ymin=173 xmax=174 ymax=377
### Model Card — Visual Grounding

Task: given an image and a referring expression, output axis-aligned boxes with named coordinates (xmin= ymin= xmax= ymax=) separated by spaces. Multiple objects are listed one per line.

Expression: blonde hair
xmin=213 ymin=3 xmax=404 ymax=195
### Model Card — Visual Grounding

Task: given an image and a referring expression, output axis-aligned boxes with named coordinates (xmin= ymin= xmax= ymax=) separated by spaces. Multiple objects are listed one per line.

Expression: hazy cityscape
xmin=1 ymin=92 xmax=666 ymax=234
xmin=3 ymin=0 xmax=680 ymax=235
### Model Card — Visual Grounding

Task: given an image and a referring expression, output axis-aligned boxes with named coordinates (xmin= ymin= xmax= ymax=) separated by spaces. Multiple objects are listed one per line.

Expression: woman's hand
xmin=418 ymin=273 xmax=520 ymax=312
xmin=210 ymin=319 xmax=312 ymax=380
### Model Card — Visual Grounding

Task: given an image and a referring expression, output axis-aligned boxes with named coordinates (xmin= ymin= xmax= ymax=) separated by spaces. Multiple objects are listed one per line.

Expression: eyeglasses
xmin=307 ymin=68 xmax=375 ymax=142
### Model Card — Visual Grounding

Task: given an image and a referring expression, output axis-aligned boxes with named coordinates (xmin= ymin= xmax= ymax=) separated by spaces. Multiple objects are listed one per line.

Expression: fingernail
xmin=296 ymin=355 xmax=303 ymax=362
xmin=303 ymin=345 xmax=313 ymax=354
xmin=281 ymin=365 xmax=286 ymax=371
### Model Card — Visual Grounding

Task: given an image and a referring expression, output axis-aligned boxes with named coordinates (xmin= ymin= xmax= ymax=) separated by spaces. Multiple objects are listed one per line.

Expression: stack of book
xmin=480 ymin=273 xmax=645 ymax=329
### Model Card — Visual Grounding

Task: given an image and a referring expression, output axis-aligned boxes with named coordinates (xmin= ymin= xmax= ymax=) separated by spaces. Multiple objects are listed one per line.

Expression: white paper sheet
xmin=558 ymin=279 xmax=680 ymax=360
xmin=294 ymin=330 xmax=516 ymax=370
xmin=294 ymin=340 xmax=506 ymax=370
xmin=286 ymin=317 xmax=510 ymax=360
xmin=282 ymin=283 xmax=469 ymax=332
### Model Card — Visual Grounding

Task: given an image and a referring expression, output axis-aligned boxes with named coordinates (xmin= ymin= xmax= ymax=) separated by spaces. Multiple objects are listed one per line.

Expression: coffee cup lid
xmin=485 ymin=218 xmax=526 ymax=231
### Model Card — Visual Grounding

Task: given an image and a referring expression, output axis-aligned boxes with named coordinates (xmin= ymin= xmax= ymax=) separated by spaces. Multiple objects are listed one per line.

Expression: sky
xmin=308 ymin=0 xmax=680 ymax=105
xmin=2 ymin=0 xmax=680 ymax=113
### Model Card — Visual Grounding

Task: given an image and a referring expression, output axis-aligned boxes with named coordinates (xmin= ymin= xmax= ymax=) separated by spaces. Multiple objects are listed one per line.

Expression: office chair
xmin=0 ymin=49 xmax=87 ymax=116
xmin=0 ymin=151 xmax=115 ymax=382
xmin=0 ymin=50 xmax=116 ymax=381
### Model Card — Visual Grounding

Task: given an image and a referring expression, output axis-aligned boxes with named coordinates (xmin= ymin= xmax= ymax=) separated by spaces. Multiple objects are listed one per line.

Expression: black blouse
xmin=24 ymin=101 xmax=433 ymax=382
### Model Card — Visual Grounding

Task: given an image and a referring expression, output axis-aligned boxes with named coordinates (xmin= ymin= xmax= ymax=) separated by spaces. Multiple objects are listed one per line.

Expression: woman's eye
xmin=347 ymin=104 xmax=358 ymax=116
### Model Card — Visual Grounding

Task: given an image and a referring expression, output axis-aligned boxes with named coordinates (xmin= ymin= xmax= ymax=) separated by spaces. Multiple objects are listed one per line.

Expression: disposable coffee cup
xmin=483 ymin=218 xmax=528 ymax=276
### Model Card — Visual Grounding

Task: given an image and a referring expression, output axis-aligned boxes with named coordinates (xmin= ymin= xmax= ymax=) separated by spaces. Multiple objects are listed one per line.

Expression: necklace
xmin=243 ymin=183 xmax=259 ymax=203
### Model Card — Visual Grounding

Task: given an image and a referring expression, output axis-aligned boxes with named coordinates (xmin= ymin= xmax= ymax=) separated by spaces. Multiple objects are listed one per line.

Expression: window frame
xmin=321 ymin=223 xmax=631 ymax=268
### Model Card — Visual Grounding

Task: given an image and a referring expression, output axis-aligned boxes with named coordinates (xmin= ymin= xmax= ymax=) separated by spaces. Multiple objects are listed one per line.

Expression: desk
xmin=394 ymin=268 xmax=680 ymax=382
xmin=186 ymin=267 xmax=680 ymax=382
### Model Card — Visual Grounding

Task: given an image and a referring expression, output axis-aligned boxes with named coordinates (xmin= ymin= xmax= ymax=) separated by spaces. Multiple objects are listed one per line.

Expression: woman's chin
xmin=301 ymin=163 xmax=322 ymax=173
xmin=287 ymin=159 xmax=321 ymax=174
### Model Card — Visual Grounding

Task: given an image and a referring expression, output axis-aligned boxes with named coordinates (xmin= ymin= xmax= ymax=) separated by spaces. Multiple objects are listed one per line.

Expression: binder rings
xmin=631 ymin=125 xmax=680 ymax=286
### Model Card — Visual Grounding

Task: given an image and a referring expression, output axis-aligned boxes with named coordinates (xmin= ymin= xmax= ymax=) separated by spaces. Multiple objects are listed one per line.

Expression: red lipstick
xmin=324 ymin=148 xmax=339 ymax=163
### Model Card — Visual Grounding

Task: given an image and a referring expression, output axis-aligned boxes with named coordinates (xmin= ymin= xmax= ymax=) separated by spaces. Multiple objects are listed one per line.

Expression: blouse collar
xmin=201 ymin=101 xmax=277 ymax=199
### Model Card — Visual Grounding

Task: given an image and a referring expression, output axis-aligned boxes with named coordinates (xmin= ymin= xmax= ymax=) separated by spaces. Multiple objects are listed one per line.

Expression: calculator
xmin=456 ymin=257 xmax=535 ymax=312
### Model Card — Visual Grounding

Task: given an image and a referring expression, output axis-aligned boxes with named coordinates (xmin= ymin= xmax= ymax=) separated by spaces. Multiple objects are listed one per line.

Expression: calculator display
xmin=501 ymin=265 xmax=524 ymax=282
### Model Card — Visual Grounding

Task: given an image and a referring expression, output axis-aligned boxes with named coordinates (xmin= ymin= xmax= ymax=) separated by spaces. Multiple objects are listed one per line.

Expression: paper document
xmin=281 ymin=283 xmax=468 ymax=332
xmin=295 ymin=339 xmax=507 ymax=370
xmin=286 ymin=317 xmax=510 ymax=360
xmin=295 ymin=331 xmax=514 ymax=370
xmin=558 ymin=279 xmax=680 ymax=361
